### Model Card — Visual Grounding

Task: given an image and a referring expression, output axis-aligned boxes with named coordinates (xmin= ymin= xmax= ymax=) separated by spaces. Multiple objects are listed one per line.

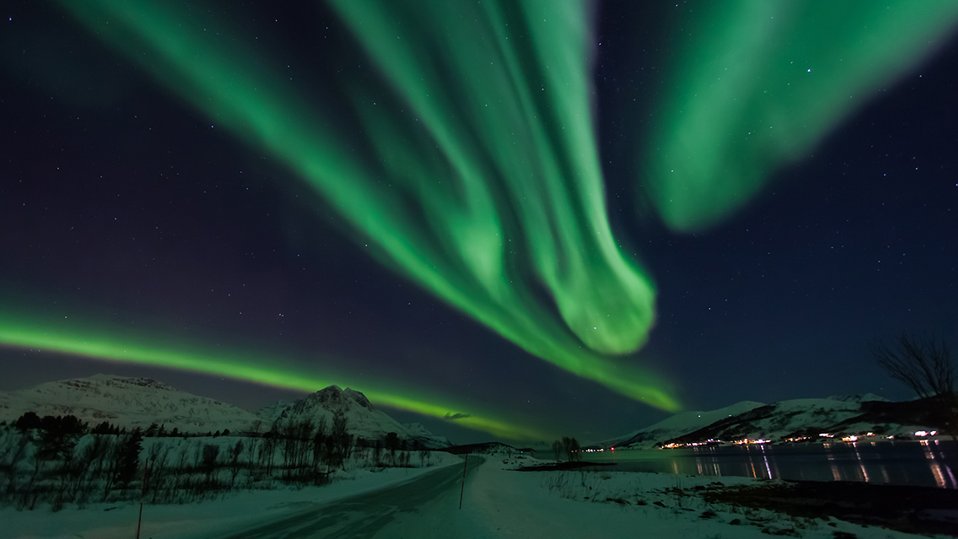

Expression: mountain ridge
xmin=604 ymin=394 xmax=950 ymax=448
xmin=0 ymin=374 xmax=449 ymax=447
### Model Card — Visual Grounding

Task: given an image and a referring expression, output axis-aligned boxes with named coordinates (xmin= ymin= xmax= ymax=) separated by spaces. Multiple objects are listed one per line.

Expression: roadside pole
xmin=135 ymin=467 xmax=150 ymax=539
xmin=458 ymin=453 xmax=468 ymax=509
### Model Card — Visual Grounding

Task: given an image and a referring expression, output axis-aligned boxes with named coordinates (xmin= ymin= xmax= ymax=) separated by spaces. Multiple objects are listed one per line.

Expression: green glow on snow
xmin=56 ymin=0 xmax=678 ymax=410
xmin=646 ymin=0 xmax=958 ymax=232
xmin=0 ymin=311 xmax=549 ymax=440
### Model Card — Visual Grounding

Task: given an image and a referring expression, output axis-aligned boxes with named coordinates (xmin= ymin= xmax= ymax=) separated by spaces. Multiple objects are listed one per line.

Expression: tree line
xmin=0 ymin=410 xmax=434 ymax=511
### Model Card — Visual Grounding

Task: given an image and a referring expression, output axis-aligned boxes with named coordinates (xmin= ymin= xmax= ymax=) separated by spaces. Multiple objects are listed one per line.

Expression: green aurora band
xmin=39 ymin=1 xmax=958 ymax=423
xmin=0 ymin=310 xmax=550 ymax=441
xmin=55 ymin=0 xmax=678 ymax=410
xmin=646 ymin=0 xmax=958 ymax=232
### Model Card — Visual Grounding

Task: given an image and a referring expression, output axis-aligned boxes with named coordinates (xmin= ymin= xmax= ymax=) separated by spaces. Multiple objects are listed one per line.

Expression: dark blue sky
xmin=1 ymin=1 xmax=955 ymax=443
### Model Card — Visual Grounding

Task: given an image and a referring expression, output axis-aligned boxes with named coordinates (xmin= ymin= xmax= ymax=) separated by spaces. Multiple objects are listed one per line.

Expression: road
xmin=221 ymin=456 xmax=482 ymax=538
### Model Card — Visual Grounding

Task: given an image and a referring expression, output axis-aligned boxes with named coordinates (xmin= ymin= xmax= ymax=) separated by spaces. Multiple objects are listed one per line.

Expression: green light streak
xmin=647 ymin=0 xmax=958 ymax=232
xmin=56 ymin=0 xmax=678 ymax=410
xmin=0 ymin=310 xmax=547 ymax=440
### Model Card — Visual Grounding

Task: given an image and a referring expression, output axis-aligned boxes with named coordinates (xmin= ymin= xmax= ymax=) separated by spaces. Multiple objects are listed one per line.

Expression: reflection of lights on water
xmin=921 ymin=442 xmax=956 ymax=488
xmin=658 ymin=437 xmax=955 ymax=488
xmin=761 ymin=451 xmax=774 ymax=479
xmin=928 ymin=460 xmax=947 ymax=488
xmin=852 ymin=444 xmax=870 ymax=483
xmin=744 ymin=448 xmax=760 ymax=479
xmin=752 ymin=443 xmax=775 ymax=480
xmin=693 ymin=456 xmax=722 ymax=477
xmin=824 ymin=443 xmax=842 ymax=481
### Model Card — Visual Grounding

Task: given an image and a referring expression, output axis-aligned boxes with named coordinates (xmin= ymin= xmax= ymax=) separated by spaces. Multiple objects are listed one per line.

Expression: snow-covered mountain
xmin=402 ymin=422 xmax=451 ymax=448
xmin=0 ymin=374 xmax=258 ymax=433
xmin=610 ymin=394 xmax=948 ymax=448
xmin=825 ymin=393 xmax=889 ymax=403
xmin=602 ymin=401 xmax=765 ymax=448
xmin=257 ymin=386 xmax=450 ymax=448
xmin=0 ymin=376 xmax=450 ymax=447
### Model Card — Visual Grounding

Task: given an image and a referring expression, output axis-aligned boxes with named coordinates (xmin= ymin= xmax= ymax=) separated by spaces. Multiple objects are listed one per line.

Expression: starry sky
xmin=1 ymin=1 xmax=957 ymax=443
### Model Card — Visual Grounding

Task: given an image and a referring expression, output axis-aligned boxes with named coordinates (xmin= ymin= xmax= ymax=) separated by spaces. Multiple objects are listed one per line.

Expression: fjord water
xmin=582 ymin=441 xmax=958 ymax=489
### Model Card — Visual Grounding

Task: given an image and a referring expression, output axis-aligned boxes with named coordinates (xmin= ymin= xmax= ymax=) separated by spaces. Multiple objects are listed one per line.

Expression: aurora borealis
xmin=1 ymin=1 xmax=957 ymax=441
xmin=51 ymin=0 xmax=673 ymax=409
xmin=645 ymin=0 xmax=958 ymax=232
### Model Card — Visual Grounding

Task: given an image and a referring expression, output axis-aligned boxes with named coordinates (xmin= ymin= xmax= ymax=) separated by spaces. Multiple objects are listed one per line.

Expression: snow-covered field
xmin=0 ymin=452 xmax=463 ymax=538
xmin=2 ymin=450 xmax=944 ymax=538
xmin=373 ymin=454 xmax=934 ymax=538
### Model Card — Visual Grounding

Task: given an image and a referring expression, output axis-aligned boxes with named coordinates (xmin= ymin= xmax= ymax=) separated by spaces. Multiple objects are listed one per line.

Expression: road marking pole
xmin=458 ymin=453 xmax=468 ymax=510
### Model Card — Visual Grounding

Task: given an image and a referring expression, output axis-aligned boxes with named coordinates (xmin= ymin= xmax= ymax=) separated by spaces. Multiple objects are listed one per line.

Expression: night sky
xmin=1 ymin=1 xmax=957 ymax=443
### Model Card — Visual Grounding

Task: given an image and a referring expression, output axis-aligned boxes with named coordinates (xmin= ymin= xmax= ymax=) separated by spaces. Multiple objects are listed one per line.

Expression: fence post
xmin=458 ymin=453 xmax=468 ymax=510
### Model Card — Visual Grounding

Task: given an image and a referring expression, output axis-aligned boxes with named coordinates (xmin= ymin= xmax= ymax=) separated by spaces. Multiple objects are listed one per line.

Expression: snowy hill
xmin=606 ymin=401 xmax=766 ymax=448
xmin=402 ymin=422 xmax=451 ymax=448
xmin=611 ymin=394 xmax=948 ymax=448
xmin=0 ymin=374 xmax=258 ymax=433
xmin=257 ymin=386 xmax=450 ymax=449
xmin=670 ymin=397 xmax=867 ymax=444
xmin=0 ymin=376 xmax=451 ymax=446
xmin=825 ymin=393 xmax=889 ymax=403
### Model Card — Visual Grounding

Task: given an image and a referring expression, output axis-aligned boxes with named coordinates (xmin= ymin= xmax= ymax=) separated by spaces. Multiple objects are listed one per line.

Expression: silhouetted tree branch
xmin=874 ymin=333 xmax=957 ymax=440
xmin=873 ymin=333 xmax=954 ymax=400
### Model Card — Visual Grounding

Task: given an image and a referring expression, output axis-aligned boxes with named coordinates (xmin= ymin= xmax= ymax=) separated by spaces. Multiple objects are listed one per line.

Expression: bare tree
xmin=551 ymin=440 xmax=563 ymax=463
xmin=228 ymin=440 xmax=244 ymax=487
xmin=258 ymin=431 xmax=278 ymax=477
xmin=873 ymin=333 xmax=954 ymax=400
xmin=875 ymin=333 xmax=957 ymax=440
xmin=327 ymin=411 xmax=351 ymax=471
xmin=201 ymin=444 xmax=219 ymax=487
xmin=558 ymin=437 xmax=581 ymax=463
xmin=310 ymin=417 xmax=327 ymax=477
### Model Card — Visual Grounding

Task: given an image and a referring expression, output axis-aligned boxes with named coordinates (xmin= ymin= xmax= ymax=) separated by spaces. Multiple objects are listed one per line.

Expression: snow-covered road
xmin=220 ymin=457 xmax=482 ymax=538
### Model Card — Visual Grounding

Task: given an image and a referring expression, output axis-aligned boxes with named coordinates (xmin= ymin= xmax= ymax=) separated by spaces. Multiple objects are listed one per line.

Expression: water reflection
xmin=922 ymin=440 xmax=957 ymax=488
xmin=852 ymin=443 xmax=870 ymax=483
xmin=580 ymin=441 xmax=958 ymax=489
xmin=693 ymin=454 xmax=722 ymax=477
